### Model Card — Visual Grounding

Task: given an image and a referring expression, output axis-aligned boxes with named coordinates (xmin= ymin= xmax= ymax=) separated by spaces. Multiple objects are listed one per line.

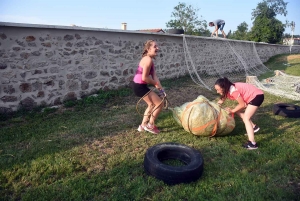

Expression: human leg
xmin=142 ymin=103 xmax=154 ymax=126
xmin=137 ymin=102 xmax=155 ymax=132
xmin=242 ymin=105 xmax=259 ymax=142
xmin=219 ymin=23 xmax=226 ymax=38
xmin=144 ymin=91 xmax=163 ymax=125
xmin=239 ymin=106 xmax=259 ymax=150
xmin=236 ymin=111 xmax=256 ymax=129
xmin=142 ymin=91 xmax=163 ymax=134
xmin=221 ymin=30 xmax=226 ymax=38
xmin=133 ymin=83 xmax=151 ymax=131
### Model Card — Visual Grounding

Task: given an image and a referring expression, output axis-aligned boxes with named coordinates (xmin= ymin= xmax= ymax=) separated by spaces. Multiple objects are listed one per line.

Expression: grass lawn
xmin=1 ymin=54 xmax=300 ymax=201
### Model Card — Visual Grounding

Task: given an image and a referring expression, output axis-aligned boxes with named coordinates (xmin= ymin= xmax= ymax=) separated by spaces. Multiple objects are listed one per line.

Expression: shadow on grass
xmin=2 ymin=133 xmax=299 ymax=200
xmin=1 ymin=99 xmax=300 ymax=200
xmin=1 ymin=55 xmax=300 ymax=200
xmin=0 ymin=75 xmax=207 ymax=170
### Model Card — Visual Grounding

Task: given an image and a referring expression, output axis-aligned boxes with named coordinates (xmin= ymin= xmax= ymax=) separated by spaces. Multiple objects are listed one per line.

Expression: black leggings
xmin=248 ymin=94 xmax=264 ymax=107
xmin=132 ymin=82 xmax=150 ymax=97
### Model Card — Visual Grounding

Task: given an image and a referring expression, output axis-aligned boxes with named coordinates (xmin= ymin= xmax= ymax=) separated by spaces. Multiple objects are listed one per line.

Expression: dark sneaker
xmin=253 ymin=125 xmax=260 ymax=133
xmin=244 ymin=125 xmax=260 ymax=135
xmin=242 ymin=141 xmax=258 ymax=150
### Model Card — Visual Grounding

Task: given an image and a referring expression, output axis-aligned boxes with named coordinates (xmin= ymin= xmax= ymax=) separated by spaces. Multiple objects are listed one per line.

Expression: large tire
xmin=167 ymin=29 xmax=184 ymax=34
xmin=144 ymin=142 xmax=204 ymax=185
xmin=273 ymin=103 xmax=300 ymax=118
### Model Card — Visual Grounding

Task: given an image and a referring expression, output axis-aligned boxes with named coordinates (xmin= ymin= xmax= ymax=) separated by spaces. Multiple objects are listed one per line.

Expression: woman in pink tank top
xmin=215 ymin=77 xmax=264 ymax=150
xmin=132 ymin=40 xmax=163 ymax=134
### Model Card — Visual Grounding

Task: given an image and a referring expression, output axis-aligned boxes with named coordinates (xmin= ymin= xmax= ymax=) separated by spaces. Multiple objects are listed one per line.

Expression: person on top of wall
xmin=209 ymin=19 xmax=226 ymax=38
xmin=214 ymin=77 xmax=264 ymax=150
xmin=132 ymin=40 xmax=163 ymax=135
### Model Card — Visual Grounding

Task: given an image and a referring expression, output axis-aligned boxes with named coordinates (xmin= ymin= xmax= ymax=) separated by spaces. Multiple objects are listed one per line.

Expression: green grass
xmin=258 ymin=54 xmax=300 ymax=79
xmin=1 ymin=54 xmax=300 ymax=201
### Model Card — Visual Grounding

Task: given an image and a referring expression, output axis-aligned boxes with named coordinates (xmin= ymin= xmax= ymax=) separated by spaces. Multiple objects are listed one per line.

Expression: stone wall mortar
xmin=1 ymin=22 xmax=300 ymax=113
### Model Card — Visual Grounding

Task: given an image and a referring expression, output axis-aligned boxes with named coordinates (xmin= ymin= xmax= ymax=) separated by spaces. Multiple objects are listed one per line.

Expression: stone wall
xmin=1 ymin=22 xmax=300 ymax=113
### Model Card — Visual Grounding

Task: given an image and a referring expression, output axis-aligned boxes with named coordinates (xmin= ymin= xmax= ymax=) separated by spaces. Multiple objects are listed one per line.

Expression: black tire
xmin=273 ymin=103 xmax=300 ymax=118
xmin=144 ymin=142 xmax=204 ymax=185
xmin=167 ymin=29 xmax=184 ymax=34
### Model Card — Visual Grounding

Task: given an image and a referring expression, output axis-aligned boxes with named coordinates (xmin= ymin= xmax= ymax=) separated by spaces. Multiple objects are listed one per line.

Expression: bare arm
xmin=227 ymin=96 xmax=246 ymax=113
xmin=211 ymin=25 xmax=219 ymax=37
xmin=152 ymin=68 xmax=162 ymax=89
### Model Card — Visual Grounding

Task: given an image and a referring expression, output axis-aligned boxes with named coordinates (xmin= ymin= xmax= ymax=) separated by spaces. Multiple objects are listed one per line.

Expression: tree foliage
xmin=227 ymin=30 xmax=232 ymax=38
xmin=251 ymin=0 xmax=288 ymax=19
xmin=249 ymin=0 xmax=288 ymax=44
xmin=250 ymin=17 xmax=284 ymax=43
xmin=166 ymin=2 xmax=208 ymax=36
xmin=230 ymin=22 xmax=249 ymax=41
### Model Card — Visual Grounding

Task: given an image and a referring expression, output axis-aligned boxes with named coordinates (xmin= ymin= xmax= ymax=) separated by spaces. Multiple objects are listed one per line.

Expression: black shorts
xmin=248 ymin=94 xmax=264 ymax=107
xmin=132 ymin=82 xmax=150 ymax=97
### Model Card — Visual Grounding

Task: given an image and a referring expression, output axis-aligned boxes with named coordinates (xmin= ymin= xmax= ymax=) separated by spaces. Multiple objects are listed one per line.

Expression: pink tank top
xmin=227 ymin=83 xmax=264 ymax=104
xmin=133 ymin=64 xmax=154 ymax=84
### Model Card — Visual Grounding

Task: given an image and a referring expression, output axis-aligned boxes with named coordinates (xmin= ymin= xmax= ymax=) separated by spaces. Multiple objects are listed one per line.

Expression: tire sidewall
xmin=144 ymin=142 xmax=204 ymax=185
xmin=273 ymin=103 xmax=300 ymax=118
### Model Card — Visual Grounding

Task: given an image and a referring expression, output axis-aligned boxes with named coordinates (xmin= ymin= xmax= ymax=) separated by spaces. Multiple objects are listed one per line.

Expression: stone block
xmin=19 ymin=83 xmax=32 ymax=93
xmin=20 ymin=97 xmax=37 ymax=110
xmin=1 ymin=96 xmax=18 ymax=102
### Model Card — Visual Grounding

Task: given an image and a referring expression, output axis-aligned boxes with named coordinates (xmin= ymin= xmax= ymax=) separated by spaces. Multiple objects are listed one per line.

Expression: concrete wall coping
xmin=1 ymin=21 xmax=298 ymax=48
xmin=0 ymin=21 xmax=172 ymax=36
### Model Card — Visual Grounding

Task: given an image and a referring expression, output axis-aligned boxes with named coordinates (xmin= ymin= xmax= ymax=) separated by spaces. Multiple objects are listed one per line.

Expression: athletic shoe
xmin=245 ymin=125 xmax=260 ymax=135
xmin=242 ymin=141 xmax=258 ymax=150
xmin=144 ymin=124 xmax=160 ymax=134
xmin=137 ymin=125 xmax=145 ymax=132
xmin=253 ymin=125 xmax=260 ymax=133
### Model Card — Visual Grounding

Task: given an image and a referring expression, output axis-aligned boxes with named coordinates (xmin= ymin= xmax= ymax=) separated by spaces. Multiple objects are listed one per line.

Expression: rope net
xmin=252 ymin=71 xmax=300 ymax=100
xmin=182 ymin=35 xmax=300 ymax=100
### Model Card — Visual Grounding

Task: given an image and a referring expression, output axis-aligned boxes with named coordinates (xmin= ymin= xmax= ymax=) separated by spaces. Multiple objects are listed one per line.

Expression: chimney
xmin=121 ymin=23 xmax=127 ymax=30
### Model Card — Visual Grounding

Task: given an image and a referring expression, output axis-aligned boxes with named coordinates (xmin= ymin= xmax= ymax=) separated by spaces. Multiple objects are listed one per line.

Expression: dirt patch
xmin=287 ymin=54 xmax=300 ymax=60
xmin=275 ymin=54 xmax=300 ymax=62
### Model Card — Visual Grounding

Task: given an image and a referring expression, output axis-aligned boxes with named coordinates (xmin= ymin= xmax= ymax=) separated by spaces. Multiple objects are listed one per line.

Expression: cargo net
xmin=250 ymin=71 xmax=300 ymax=101
xmin=182 ymin=35 xmax=270 ymax=91
xmin=183 ymin=36 xmax=300 ymax=101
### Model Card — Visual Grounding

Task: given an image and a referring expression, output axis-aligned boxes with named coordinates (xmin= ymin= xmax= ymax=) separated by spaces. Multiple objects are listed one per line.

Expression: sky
xmin=0 ymin=0 xmax=299 ymax=35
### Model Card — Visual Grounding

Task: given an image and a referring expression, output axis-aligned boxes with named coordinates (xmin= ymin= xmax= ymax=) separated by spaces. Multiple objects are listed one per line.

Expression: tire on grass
xmin=143 ymin=142 xmax=204 ymax=185
xmin=273 ymin=103 xmax=300 ymax=118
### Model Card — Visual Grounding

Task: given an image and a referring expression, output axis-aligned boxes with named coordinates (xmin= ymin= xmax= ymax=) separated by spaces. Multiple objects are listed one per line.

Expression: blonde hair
xmin=142 ymin=40 xmax=155 ymax=57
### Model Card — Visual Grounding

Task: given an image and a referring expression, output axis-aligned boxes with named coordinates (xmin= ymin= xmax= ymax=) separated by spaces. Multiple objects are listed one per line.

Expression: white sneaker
xmin=144 ymin=124 xmax=160 ymax=134
xmin=137 ymin=125 xmax=145 ymax=132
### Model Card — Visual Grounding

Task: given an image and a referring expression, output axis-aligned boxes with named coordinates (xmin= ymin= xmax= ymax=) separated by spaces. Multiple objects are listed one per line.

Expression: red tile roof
xmin=137 ymin=29 xmax=165 ymax=33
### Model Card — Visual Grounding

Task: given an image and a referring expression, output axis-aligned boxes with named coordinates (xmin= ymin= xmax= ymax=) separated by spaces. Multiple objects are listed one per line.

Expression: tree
xmin=166 ymin=2 xmax=208 ymax=36
xmin=227 ymin=30 xmax=232 ymax=39
xmin=231 ymin=22 xmax=249 ymax=41
xmin=250 ymin=17 xmax=284 ymax=43
xmin=251 ymin=0 xmax=288 ymax=19
xmin=249 ymin=0 xmax=288 ymax=44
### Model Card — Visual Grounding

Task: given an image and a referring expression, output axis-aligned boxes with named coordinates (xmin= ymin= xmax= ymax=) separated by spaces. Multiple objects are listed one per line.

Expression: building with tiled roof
xmin=136 ymin=29 xmax=165 ymax=33
xmin=283 ymin=37 xmax=300 ymax=45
